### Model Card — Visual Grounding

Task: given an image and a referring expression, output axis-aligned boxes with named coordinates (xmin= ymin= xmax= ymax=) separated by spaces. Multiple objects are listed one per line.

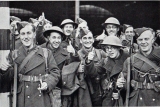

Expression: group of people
xmin=0 ymin=13 xmax=160 ymax=107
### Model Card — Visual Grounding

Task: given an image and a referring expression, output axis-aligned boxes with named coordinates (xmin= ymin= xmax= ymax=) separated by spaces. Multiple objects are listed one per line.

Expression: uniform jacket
xmin=61 ymin=47 xmax=98 ymax=107
xmin=78 ymin=47 xmax=107 ymax=106
xmin=4 ymin=45 xmax=60 ymax=107
xmin=85 ymin=49 xmax=129 ymax=106
xmin=123 ymin=46 xmax=160 ymax=106
xmin=41 ymin=42 xmax=69 ymax=70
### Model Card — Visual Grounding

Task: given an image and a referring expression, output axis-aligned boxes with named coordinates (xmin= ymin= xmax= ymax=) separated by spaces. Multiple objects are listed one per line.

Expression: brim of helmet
xmin=60 ymin=22 xmax=78 ymax=29
xmin=43 ymin=30 xmax=66 ymax=41
xmin=101 ymin=23 xmax=120 ymax=28
xmin=100 ymin=42 xmax=124 ymax=47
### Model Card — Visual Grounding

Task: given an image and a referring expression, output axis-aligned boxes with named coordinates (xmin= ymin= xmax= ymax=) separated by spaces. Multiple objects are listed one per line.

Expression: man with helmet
xmin=85 ymin=36 xmax=129 ymax=106
xmin=41 ymin=26 xmax=78 ymax=70
xmin=96 ymin=17 xmax=120 ymax=41
xmin=60 ymin=19 xmax=78 ymax=50
xmin=120 ymin=27 xmax=160 ymax=106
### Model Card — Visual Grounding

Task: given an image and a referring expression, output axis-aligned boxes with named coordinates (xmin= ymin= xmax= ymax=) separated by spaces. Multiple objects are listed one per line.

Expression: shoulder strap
xmin=42 ymin=48 xmax=49 ymax=72
xmin=134 ymin=53 xmax=160 ymax=72
xmin=95 ymin=49 xmax=102 ymax=61
xmin=19 ymin=48 xmax=38 ymax=72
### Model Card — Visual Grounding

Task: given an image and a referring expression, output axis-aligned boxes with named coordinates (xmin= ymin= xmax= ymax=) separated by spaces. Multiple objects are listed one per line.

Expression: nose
xmin=23 ymin=33 xmax=28 ymax=38
xmin=108 ymin=48 xmax=112 ymax=52
xmin=141 ymin=39 xmax=146 ymax=44
xmin=55 ymin=38 xmax=60 ymax=42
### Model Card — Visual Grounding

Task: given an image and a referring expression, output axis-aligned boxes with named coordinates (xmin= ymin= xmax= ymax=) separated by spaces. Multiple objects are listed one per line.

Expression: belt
xmin=131 ymin=80 xmax=159 ymax=91
xmin=19 ymin=74 xmax=42 ymax=82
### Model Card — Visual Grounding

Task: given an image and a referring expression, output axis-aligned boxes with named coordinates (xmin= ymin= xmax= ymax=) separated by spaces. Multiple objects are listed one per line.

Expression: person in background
xmin=96 ymin=17 xmax=121 ymax=41
xmin=120 ymin=24 xmax=138 ymax=53
xmin=60 ymin=19 xmax=78 ymax=50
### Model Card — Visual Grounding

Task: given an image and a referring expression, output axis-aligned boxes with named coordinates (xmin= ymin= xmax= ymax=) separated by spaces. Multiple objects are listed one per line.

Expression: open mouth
xmin=24 ymin=39 xmax=30 ymax=42
xmin=66 ymin=30 xmax=71 ymax=33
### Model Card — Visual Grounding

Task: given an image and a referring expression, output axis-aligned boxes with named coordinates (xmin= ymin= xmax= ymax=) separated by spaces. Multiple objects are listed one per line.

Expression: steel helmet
xmin=100 ymin=36 xmax=122 ymax=47
xmin=43 ymin=26 xmax=66 ymax=41
xmin=60 ymin=19 xmax=78 ymax=29
xmin=102 ymin=17 xmax=120 ymax=27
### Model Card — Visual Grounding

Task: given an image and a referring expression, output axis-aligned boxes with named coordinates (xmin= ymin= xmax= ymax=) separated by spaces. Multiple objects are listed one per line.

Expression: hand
xmin=87 ymin=48 xmax=95 ymax=62
xmin=67 ymin=41 xmax=75 ymax=55
xmin=38 ymin=13 xmax=45 ymax=25
xmin=78 ymin=22 xmax=88 ymax=29
xmin=156 ymin=30 xmax=160 ymax=38
xmin=0 ymin=59 xmax=11 ymax=71
xmin=96 ymin=30 xmax=106 ymax=40
xmin=112 ymin=91 xmax=119 ymax=99
xmin=116 ymin=77 xmax=126 ymax=88
xmin=37 ymin=79 xmax=48 ymax=91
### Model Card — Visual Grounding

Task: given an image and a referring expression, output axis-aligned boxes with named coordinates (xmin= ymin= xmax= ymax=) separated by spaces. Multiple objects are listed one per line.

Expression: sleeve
xmin=85 ymin=59 xmax=106 ymax=78
xmin=36 ymin=25 xmax=46 ymax=45
xmin=44 ymin=50 xmax=60 ymax=91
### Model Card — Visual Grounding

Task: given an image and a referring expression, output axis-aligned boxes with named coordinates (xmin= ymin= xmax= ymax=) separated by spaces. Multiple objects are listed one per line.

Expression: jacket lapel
xmin=24 ymin=48 xmax=44 ymax=74
xmin=53 ymin=47 xmax=68 ymax=65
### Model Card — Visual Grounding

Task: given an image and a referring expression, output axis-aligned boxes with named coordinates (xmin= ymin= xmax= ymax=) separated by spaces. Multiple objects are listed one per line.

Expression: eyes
xmin=137 ymin=38 xmax=150 ymax=41
xmin=82 ymin=37 xmax=93 ymax=40
xmin=106 ymin=25 xmax=117 ymax=29
xmin=125 ymin=31 xmax=133 ymax=34
xmin=51 ymin=36 xmax=61 ymax=39
xmin=20 ymin=31 xmax=32 ymax=35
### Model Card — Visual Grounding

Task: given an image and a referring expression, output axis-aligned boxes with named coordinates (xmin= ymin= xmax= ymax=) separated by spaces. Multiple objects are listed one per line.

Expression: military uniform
xmin=41 ymin=42 xmax=69 ymax=70
xmin=123 ymin=46 xmax=160 ymax=106
xmin=78 ymin=47 xmax=107 ymax=106
xmin=3 ymin=45 xmax=60 ymax=107
xmin=86 ymin=49 xmax=129 ymax=106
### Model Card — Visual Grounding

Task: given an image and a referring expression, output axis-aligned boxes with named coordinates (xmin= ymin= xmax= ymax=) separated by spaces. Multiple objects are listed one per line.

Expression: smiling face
xmin=125 ymin=27 xmax=134 ymax=40
xmin=105 ymin=45 xmax=120 ymax=59
xmin=80 ymin=32 xmax=94 ymax=49
xmin=48 ymin=32 xmax=62 ymax=49
xmin=105 ymin=24 xmax=119 ymax=36
xmin=62 ymin=24 xmax=74 ymax=36
xmin=19 ymin=24 xmax=36 ymax=49
xmin=137 ymin=30 xmax=154 ymax=54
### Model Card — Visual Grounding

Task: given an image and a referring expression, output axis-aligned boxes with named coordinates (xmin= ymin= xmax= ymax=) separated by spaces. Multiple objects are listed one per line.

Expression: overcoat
xmin=41 ymin=42 xmax=69 ymax=70
xmin=4 ymin=45 xmax=60 ymax=107
xmin=123 ymin=46 xmax=160 ymax=106
xmin=85 ymin=49 xmax=129 ymax=106
xmin=78 ymin=47 xmax=107 ymax=106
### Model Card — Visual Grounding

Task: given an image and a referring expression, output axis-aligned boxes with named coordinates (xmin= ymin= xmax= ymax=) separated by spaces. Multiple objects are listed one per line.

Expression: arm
xmin=44 ymin=50 xmax=60 ymax=91
xmin=85 ymin=60 xmax=105 ymax=78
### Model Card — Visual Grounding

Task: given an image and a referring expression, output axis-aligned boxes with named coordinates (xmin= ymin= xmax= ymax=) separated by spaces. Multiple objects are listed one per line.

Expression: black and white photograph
xmin=0 ymin=1 xmax=160 ymax=107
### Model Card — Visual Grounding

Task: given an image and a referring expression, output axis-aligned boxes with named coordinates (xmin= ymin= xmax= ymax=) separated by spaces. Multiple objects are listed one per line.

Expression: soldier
xmin=85 ymin=35 xmax=129 ymax=106
xmin=96 ymin=17 xmax=121 ymax=41
xmin=78 ymin=28 xmax=106 ymax=106
xmin=60 ymin=19 xmax=78 ymax=49
xmin=120 ymin=24 xmax=138 ymax=53
xmin=0 ymin=22 xmax=60 ymax=107
xmin=120 ymin=27 xmax=160 ymax=106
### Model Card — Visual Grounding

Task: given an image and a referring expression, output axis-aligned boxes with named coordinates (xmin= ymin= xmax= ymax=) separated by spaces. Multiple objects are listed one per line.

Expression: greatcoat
xmin=85 ymin=49 xmax=129 ymax=106
xmin=3 ymin=45 xmax=60 ymax=107
xmin=123 ymin=46 xmax=160 ymax=106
